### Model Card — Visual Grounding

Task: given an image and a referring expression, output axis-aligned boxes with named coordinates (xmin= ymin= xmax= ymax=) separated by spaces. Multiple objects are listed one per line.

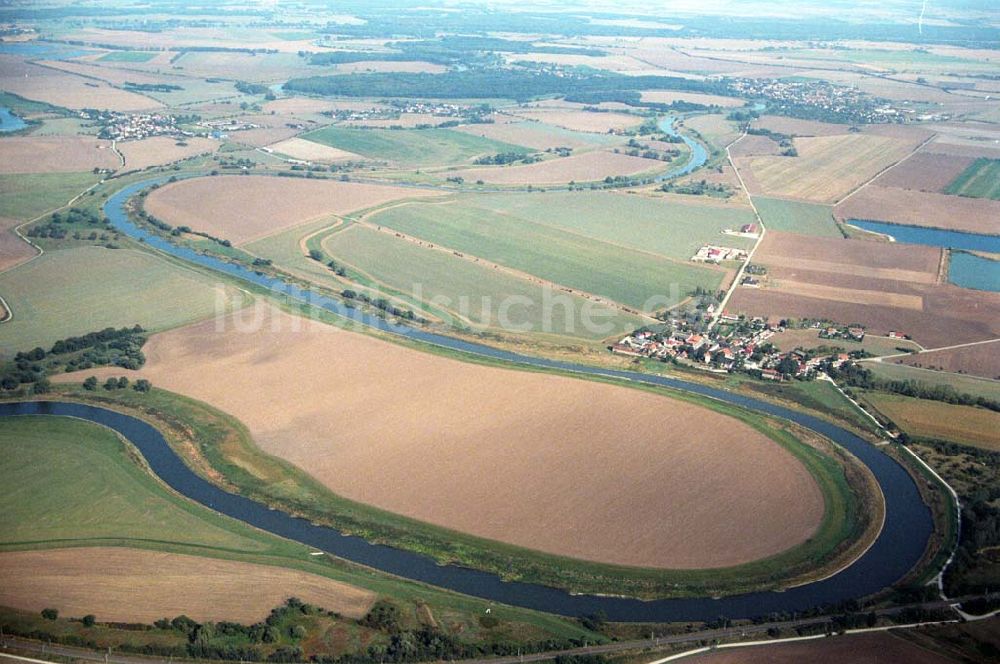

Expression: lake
xmin=848 ymin=219 xmax=1000 ymax=292
xmin=0 ymin=106 xmax=28 ymax=133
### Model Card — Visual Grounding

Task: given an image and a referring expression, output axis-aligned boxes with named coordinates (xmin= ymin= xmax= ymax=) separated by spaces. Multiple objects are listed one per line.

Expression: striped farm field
xmin=365 ymin=193 xmax=741 ymax=311
xmin=299 ymin=125 xmax=530 ymax=167
xmin=945 ymin=158 xmax=1000 ymax=200
xmin=320 ymin=223 xmax=647 ymax=339
xmin=745 ymin=133 xmax=916 ymax=203
xmin=0 ymin=246 xmax=246 ymax=356
xmin=860 ymin=392 xmax=1000 ymax=450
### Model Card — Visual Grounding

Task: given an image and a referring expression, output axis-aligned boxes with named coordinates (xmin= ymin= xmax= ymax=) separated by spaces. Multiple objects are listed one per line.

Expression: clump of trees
xmin=0 ymin=326 xmax=148 ymax=394
xmin=829 ymin=362 xmax=1000 ymax=412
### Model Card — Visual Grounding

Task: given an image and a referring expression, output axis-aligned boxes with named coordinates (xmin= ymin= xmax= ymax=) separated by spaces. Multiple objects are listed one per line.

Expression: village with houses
xmin=612 ymin=313 xmax=869 ymax=382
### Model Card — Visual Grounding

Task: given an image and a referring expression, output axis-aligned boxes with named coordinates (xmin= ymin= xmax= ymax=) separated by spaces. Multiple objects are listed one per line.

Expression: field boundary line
xmin=2 ymin=177 xmax=106 ymax=324
xmin=834 ymin=133 xmax=937 ymax=206
xmin=861 ymin=337 xmax=1000 ymax=371
xmin=714 ymin=125 xmax=765 ymax=327
xmin=352 ymin=204 xmax=659 ymax=321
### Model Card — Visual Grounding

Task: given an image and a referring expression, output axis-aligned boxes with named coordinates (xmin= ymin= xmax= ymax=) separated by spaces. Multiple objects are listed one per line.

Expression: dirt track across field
xmin=62 ymin=306 xmax=824 ymax=570
xmin=0 ymin=547 xmax=376 ymax=623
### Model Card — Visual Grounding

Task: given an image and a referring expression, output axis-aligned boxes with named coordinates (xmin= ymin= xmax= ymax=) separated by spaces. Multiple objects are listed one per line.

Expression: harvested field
xmin=681 ymin=114 xmax=741 ymax=150
xmin=454 ymin=151 xmax=665 ymax=185
xmin=143 ymin=175 xmax=441 ymax=245
xmin=512 ymin=108 xmax=641 ymax=133
xmin=0 ymin=56 xmax=160 ymax=111
xmin=686 ymin=631 xmax=957 ymax=664
xmin=83 ymin=305 xmax=825 ymax=569
xmin=262 ymin=98 xmax=379 ymax=115
xmin=269 ymin=137 xmax=361 ymax=162
xmin=300 ymin=125 xmax=529 ymax=167
xmin=341 ymin=112 xmax=448 ymax=128
xmin=118 ymin=136 xmax=217 ymax=171
xmin=0 ymin=246 xmax=245 ymax=356
xmin=836 ymin=185 xmax=1000 ymax=235
xmin=729 ymin=231 xmax=1000 ymax=347
xmin=454 ymin=120 xmax=615 ymax=150
xmin=892 ymin=340 xmax=1000 ymax=381
xmin=745 ymin=133 xmax=917 ymax=203
xmin=0 ymin=547 xmax=375 ymax=623
xmin=0 ymin=217 xmax=34 ymax=273
xmin=639 ymin=90 xmax=744 ymax=107
xmin=0 ymin=136 xmax=118 ymax=174
xmin=770 ymin=280 xmax=923 ymax=310
xmin=729 ymin=134 xmax=782 ymax=158
xmin=872 ymin=151 xmax=974 ymax=193
xmin=862 ymin=393 xmax=1000 ymax=450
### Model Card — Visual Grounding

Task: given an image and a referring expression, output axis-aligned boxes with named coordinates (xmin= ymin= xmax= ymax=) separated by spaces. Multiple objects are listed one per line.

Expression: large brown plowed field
xmin=0 ymin=136 xmax=119 ymax=174
xmin=892 ymin=340 xmax=1000 ymax=381
xmin=0 ymin=547 xmax=376 ymax=623
xmin=836 ymin=185 xmax=1000 ymax=235
xmin=728 ymin=232 xmax=1000 ymax=347
xmin=871 ymin=151 xmax=974 ymax=193
xmin=143 ymin=175 xmax=442 ymax=245
xmin=66 ymin=306 xmax=824 ymax=570
xmin=685 ymin=632 xmax=958 ymax=664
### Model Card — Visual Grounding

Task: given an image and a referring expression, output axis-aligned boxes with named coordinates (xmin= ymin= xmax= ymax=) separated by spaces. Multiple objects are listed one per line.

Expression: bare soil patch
xmin=893 ymin=340 xmax=1000 ymax=381
xmin=687 ymin=631 xmax=957 ymax=664
xmin=269 ymin=137 xmax=361 ymax=162
xmin=0 ymin=136 xmax=119 ymax=174
xmin=512 ymin=108 xmax=642 ymax=133
xmin=143 ymin=175 xmax=441 ymax=245
xmin=729 ymin=231 xmax=1000 ymax=347
xmin=456 ymin=151 xmax=664 ymax=185
xmin=71 ymin=306 xmax=824 ymax=570
xmin=0 ymin=547 xmax=376 ymax=623
xmin=0 ymin=56 xmax=161 ymax=111
xmin=872 ymin=151 xmax=974 ymax=193
xmin=836 ymin=185 xmax=1000 ymax=235
xmin=0 ymin=217 xmax=34 ymax=273
xmin=118 ymin=136 xmax=218 ymax=171
xmin=729 ymin=134 xmax=782 ymax=158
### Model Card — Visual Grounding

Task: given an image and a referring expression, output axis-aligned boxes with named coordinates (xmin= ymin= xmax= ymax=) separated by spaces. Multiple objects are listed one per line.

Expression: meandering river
xmin=0 ymin=175 xmax=936 ymax=623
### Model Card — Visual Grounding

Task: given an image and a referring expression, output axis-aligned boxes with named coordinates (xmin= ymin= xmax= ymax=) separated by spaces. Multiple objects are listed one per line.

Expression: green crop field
xmin=466 ymin=191 xmax=757 ymax=260
xmin=0 ymin=246 xmax=246 ymax=356
xmin=0 ymin=173 xmax=100 ymax=221
xmin=0 ymin=415 xmax=274 ymax=552
xmin=945 ymin=158 xmax=1000 ymax=200
xmin=321 ymin=224 xmax=646 ymax=339
xmin=753 ymin=196 xmax=841 ymax=237
xmin=98 ymin=51 xmax=158 ymax=62
xmin=367 ymin=197 xmax=730 ymax=311
xmin=300 ymin=126 xmax=530 ymax=166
